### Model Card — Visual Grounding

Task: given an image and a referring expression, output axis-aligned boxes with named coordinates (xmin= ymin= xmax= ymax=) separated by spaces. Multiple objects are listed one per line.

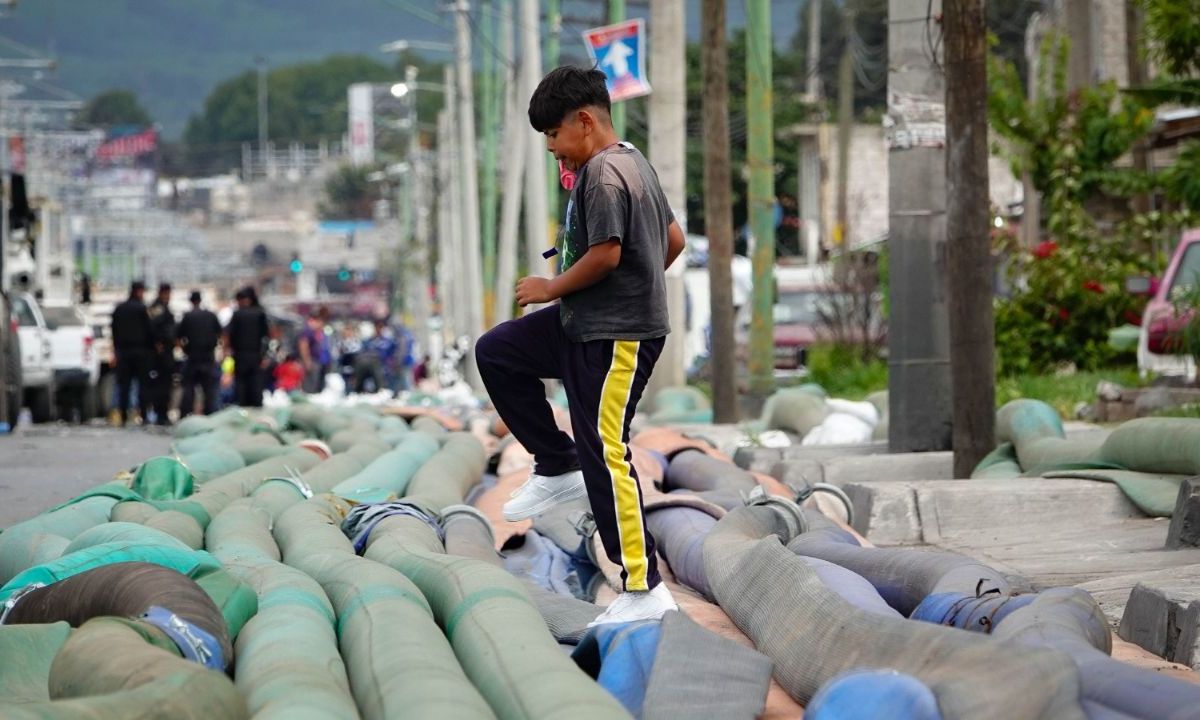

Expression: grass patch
xmin=804 ymin=345 xmax=889 ymax=400
xmin=995 ymin=367 xmax=1146 ymax=418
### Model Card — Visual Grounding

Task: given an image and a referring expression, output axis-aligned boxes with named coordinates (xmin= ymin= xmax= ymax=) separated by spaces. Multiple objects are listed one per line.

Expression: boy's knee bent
xmin=474 ymin=327 xmax=503 ymax=368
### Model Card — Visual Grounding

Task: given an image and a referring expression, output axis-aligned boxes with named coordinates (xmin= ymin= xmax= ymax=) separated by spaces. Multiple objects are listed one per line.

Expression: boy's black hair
xmin=528 ymin=65 xmax=611 ymax=132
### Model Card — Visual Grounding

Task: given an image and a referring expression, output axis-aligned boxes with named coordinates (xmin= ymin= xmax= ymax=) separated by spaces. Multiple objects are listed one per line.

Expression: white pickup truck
xmin=40 ymin=302 xmax=100 ymax=421
xmin=10 ymin=292 xmax=55 ymax=422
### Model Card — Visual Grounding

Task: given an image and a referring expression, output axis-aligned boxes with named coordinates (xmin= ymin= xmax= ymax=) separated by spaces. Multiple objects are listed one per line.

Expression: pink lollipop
xmin=559 ymin=159 xmax=576 ymax=191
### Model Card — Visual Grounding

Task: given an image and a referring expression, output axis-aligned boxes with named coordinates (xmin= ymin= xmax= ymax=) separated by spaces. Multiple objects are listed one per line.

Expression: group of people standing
xmin=110 ymin=282 xmax=269 ymax=426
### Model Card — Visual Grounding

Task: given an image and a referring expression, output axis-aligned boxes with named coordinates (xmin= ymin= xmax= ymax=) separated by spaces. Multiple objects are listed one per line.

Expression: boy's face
xmin=543 ymin=108 xmax=597 ymax=172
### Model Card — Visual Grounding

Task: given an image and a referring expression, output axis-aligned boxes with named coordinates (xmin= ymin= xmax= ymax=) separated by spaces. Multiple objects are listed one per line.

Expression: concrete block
xmin=843 ymin=478 xmax=1143 ymax=547
xmin=843 ymin=481 xmax=923 ymax=546
xmin=733 ymin=447 xmax=782 ymax=474
xmin=822 ymin=451 xmax=954 ymax=486
xmin=1167 ymin=477 xmax=1200 ymax=549
xmin=781 ymin=441 xmax=890 ymax=462
xmin=1119 ymin=581 xmax=1200 ymax=669
xmin=769 ymin=459 xmax=825 ymax=490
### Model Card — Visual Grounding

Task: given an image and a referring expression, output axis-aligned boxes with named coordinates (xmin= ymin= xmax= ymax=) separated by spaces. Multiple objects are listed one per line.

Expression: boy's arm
xmin=516 ymin=239 xmax=621 ymax=306
xmin=665 ymin=219 xmax=685 ymax=270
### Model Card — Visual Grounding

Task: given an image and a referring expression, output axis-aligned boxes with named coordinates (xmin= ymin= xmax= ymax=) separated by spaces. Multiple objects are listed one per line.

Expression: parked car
xmin=1137 ymin=229 xmax=1200 ymax=380
xmin=40 ymin=302 xmax=99 ymax=421
xmin=10 ymin=292 xmax=55 ymax=422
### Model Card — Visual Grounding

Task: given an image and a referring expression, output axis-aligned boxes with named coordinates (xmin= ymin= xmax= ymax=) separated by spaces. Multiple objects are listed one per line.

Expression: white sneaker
xmin=502 ymin=469 xmax=587 ymax=521
xmin=587 ymin=584 xmax=678 ymax=627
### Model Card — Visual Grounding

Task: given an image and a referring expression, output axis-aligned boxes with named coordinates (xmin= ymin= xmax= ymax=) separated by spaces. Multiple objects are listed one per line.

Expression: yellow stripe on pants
xmin=598 ymin=340 xmax=649 ymax=591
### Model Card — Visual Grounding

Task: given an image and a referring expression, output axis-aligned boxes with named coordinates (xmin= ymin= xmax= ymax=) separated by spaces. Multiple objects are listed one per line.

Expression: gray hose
xmin=994 ymin=588 xmax=1200 ymax=720
xmin=702 ymin=502 xmax=1085 ymax=718
xmin=664 ymin=449 xmax=758 ymax=494
xmin=787 ymin=527 xmax=1010 ymax=616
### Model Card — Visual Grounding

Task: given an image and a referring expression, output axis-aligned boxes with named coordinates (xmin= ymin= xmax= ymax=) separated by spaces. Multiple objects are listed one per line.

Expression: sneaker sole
xmin=586 ymin=606 xmax=678 ymax=628
xmin=503 ymin=481 xmax=588 ymax=522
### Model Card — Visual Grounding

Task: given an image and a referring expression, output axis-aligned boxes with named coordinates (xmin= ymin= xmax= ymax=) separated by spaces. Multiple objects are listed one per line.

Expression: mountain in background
xmin=2 ymin=0 xmax=798 ymax=139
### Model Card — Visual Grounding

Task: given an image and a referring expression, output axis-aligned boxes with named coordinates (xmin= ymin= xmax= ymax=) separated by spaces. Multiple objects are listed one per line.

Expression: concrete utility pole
xmin=479 ymin=0 xmax=499 ymax=324
xmin=545 ymin=0 xmax=562 ymax=227
xmin=436 ymin=106 xmax=452 ymax=346
xmin=443 ymin=65 xmax=467 ymax=346
xmin=835 ymin=4 xmax=855 ymax=247
xmin=1126 ymin=1 xmax=1151 ymax=216
xmin=256 ymin=56 xmax=268 ymax=162
xmin=495 ymin=0 xmax=525 ymax=323
xmin=519 ymin=0 xmax=550 ymax=294
xmin=607 ymin=0 xmax=627 ymax=138
xmin=453 ymin=0 xmax=485 ymax=387
xmin=887 ymin=0 xmax=952 ymax=453
xmin=1064 ymin=0 xmax=1094 ymax=91
xmin=746 ymin=0 xmax=776 ymax=403
xmin=806 ymin=0 xmax=823 ymax=103
xmin=404 ymin=65 xmax=431 ymax=358
xmin=646 ymin=0 xmax=688 ymax=401
xmin=944 ymin=0 xmax=995 ymax=477
xmin=702 ymin=0 xmax=738 ymax=423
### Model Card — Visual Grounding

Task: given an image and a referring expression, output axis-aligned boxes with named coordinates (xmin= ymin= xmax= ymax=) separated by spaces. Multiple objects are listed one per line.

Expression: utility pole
xmin=443 ymin=65 xmax=466 ymax=346
xmin=496 ymin=0 xmax=525 ymax=323
xmin=806 ymin=0 xmax=823 ymax=103
xmin=835 ymin=4 xmax=855 ymax=248
xmin=607 ymin=0 xmax=626 ymax=138
xmin=256 ymin=56 xmax=268 ymax=168
xmin=944 ymin=0 xmax=995 ymax=477
xmin=702 ymin=0 xmax=738 ymax=423
xmin=453 ymin=0 xmax=485 ymax=387
xmin=404 ymin=65 xmax=431 ymax=357
xmin=1126 ymin=1 xmax=1151 ymax=216
xmin=519 ymin=0 xmax=549 ymax=292
xmin=646 ymin=0 xmax=687 ymax=401
xmin=887 ymin=0 xmax=952 ymax=453
xmin=479 ymin=0 xmax=499 ymax=325
xmin=545 ymin=0 xmax=562 ymax=228
xmin=746 ymin=0 xmax=776 ymax=403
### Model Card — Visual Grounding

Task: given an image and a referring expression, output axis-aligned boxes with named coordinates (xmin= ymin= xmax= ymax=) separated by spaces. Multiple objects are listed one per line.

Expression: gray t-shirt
xmin=558 ymin=142 xmax=673 ymax=342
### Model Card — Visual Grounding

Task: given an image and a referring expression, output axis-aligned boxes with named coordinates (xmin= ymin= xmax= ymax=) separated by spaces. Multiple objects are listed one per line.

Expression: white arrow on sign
xmin=601 ymin=40 xmax=634 ymax=79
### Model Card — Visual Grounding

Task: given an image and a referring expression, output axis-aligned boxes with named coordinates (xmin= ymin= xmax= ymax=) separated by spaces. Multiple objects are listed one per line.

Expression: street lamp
xmin=390 ymin=83 xmax=410 ymax=99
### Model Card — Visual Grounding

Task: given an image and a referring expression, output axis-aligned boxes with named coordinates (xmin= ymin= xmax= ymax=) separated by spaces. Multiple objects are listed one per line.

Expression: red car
xmin=1137 ymin=228 xmax=1200 ymax=379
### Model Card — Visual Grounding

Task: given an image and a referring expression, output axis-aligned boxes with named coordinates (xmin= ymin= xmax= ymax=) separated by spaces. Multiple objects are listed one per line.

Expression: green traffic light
xmin=290 ymin=259 xmax=303 ymax=273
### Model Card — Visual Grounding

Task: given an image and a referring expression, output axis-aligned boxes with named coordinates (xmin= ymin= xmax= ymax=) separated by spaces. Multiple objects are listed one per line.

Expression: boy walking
xmin=475 ymin=67 xmax=686 ymax=626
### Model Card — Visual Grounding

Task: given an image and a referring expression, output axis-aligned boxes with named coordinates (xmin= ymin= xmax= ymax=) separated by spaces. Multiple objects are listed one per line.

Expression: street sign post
xmin=582 ymin=18 xmax=651 ymax=103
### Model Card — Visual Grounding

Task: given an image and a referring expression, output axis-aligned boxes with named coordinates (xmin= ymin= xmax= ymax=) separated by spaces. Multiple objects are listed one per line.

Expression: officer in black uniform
xmin=147 ymin=283 xmax=176 ymax=426
xmin=177 ymin=290 xmax=222 ymax=416
xmin=110 ymin=281 xmax=153 ymax=426
xmin=225 ymin=286 xmax=269 ymax=407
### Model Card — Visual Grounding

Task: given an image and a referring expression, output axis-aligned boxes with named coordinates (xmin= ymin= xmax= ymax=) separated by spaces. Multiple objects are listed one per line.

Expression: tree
xmin=182 ymin=54 xmax=411 ymax=175
xmin=74 ymin=89 xmax=152 ymax=129
xmin=318 ymin=163 xmax=381 ymax=221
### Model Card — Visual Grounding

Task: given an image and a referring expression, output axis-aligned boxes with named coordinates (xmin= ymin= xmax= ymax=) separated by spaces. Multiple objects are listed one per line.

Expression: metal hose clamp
xmin=263 ymin=464 xmax=313 ymax=499
xmin=140 ymin=605 xmax=224 ymax=671
xmin=0 ymin=583 xmax=45 ymax=625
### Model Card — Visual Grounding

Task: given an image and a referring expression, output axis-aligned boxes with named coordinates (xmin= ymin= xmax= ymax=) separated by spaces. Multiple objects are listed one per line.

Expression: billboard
xmin=348 ymin=83 xmax=375 ymax=167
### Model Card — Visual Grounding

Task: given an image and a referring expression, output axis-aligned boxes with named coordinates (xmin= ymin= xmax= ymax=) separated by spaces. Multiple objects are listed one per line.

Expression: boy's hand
xmin=515 ymin=276 xmax=554 ymax=306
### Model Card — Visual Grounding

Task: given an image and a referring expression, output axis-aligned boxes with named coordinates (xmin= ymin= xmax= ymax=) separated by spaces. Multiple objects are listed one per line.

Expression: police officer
xmin=225 ymin=286 xmax=269 ymax=407
xmin=147 ymin=283 xmax=176 ymax=426
xmin=111 ymin=281 xmax=153 ymax=427
xmin=177 ymin=290 xmax=221 ymax=416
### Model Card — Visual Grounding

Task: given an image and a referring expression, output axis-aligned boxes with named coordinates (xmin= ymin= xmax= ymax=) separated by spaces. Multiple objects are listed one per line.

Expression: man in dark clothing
xmin=177 ymin=290 xmax=221 ymax=416
xmin=147 ymin=283 xmax=176 ymax=426
xmin=111 ymin=281 xmax=153 ymax=426
xmin=225 ymin=286 xmax=269 ymax=407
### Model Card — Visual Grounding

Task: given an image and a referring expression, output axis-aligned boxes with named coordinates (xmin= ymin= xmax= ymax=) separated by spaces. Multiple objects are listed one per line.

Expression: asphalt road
xmin=0 ymin=422 xmax=173 ymax=528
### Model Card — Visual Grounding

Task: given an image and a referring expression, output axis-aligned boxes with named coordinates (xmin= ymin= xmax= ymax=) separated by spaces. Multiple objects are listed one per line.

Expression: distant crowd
xmin=109 ymin=281 xmax=422 ymax=427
